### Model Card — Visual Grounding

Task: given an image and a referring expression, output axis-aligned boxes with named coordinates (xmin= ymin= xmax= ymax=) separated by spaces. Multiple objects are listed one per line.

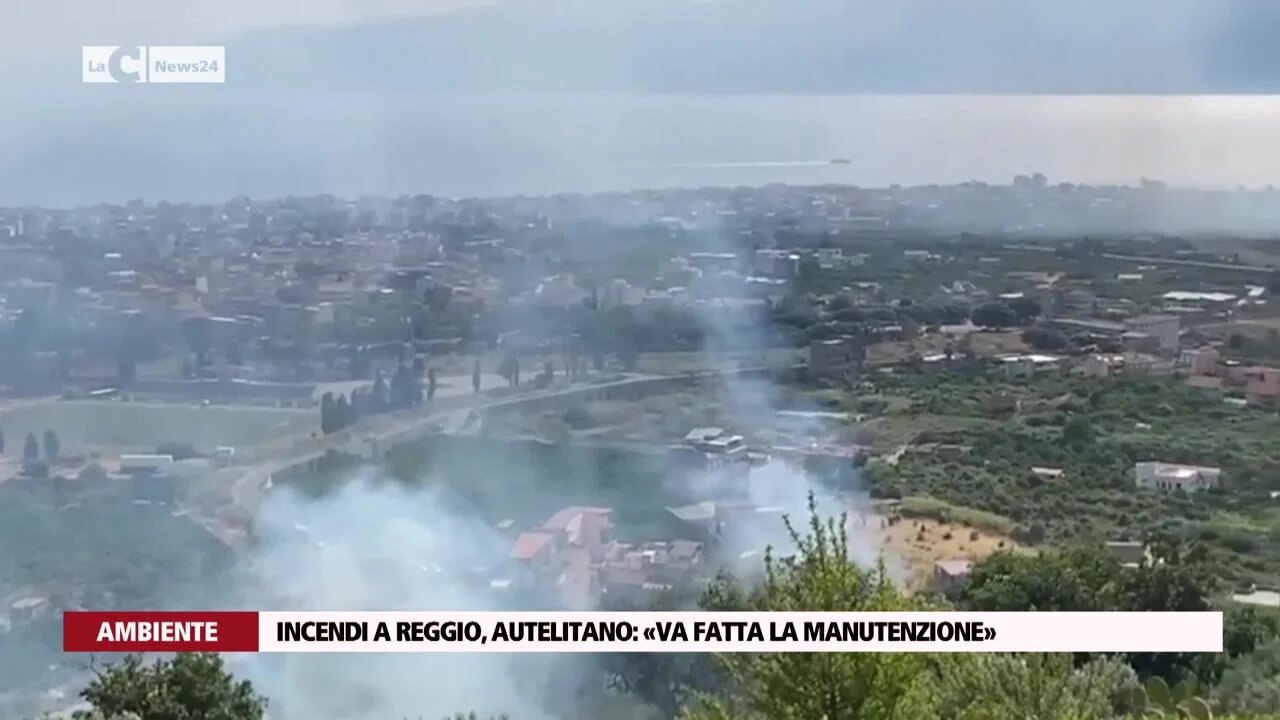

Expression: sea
xmin=5 ymin=94 xmax=1280 ymax=205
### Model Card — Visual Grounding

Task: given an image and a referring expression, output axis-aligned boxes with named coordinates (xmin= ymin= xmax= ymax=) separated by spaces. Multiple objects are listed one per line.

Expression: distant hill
xmin=220 ymin=0 xmax=1280 ymax=94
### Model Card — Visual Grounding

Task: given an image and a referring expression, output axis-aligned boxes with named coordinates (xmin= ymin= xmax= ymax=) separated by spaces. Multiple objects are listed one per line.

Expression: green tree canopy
xmin=684 ymin=493 xmax=940 ymax=720
xmin=931 ymin=653 xmax=1137 ymax=720
xmin=76 ymin=653 xmax=266 ymax=720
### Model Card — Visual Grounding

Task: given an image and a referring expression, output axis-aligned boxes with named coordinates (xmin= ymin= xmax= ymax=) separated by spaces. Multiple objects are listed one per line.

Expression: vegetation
xmin=858 ymin=371 xmax=1280 ymax=587
xmin=74 ymin=653 xmax=265 ymax=720
xmin=64 ymin=498 xmax=1280 ymax=720
xmin=956 ymin=544 xmax=1278 ymax=686
xmin=0 ymin=477 xmax=234 ymax=694
xmin=684 ymin=507 xmax=938 ymax=720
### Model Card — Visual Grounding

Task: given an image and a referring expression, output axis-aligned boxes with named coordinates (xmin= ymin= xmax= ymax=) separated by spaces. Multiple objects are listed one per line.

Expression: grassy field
xmin=846 ymin=497 xmax=1030 ymax=588
xmin=0 ymin=400 xmax=313 ymax=455
xmin=0 ymin=476 xmax=236 ymax=694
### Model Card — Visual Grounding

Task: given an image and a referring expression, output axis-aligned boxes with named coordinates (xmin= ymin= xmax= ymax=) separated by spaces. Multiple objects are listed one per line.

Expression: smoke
xmin=213 ymin=471 xmax=560 ymax=720
xmin=672 ymin=211 xmax=910 ymax=585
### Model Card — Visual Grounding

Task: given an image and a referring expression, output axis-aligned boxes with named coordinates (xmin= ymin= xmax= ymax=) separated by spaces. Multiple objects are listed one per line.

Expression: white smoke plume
xmin=214 ymin=472 xmax=561 ymax=720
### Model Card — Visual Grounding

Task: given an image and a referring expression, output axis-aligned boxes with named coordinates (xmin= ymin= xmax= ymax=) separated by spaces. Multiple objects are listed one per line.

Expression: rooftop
xmin=1232 ymin=589 xmax=1280 ymax=608
xmin=510 ymin=531 xmax=554 ymax=561
xmin=935 ymin=560 xmax=974 ymax=577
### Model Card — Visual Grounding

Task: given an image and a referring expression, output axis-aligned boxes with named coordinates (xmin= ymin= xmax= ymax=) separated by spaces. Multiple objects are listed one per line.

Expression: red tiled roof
xmin=511 ymin=531 xmax=554 ymax=561
xmin=543 ymin=506 xmax=613 ymax=553
xmin=543 ymin=506 xmax=611 ymax=531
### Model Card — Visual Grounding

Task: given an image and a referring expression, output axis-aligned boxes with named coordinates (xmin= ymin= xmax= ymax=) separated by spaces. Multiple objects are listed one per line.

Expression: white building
xmin=1134 ymin=461 xmax=1221 ymax=493
xmin=598 ymin=278 xmax=643 ymax=310
xmin=1124 ymin=314 xmax=1181 ymax=354
xmin=753 ymin=249 xmax=798 ymax=278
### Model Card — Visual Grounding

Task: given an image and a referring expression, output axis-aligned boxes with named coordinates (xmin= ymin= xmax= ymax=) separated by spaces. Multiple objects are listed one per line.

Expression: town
xmin=2 ymin=177 xmax=1280 ymax=717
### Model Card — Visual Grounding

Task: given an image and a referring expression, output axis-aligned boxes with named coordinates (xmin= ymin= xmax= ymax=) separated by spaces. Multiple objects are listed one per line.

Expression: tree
xmin=77 ymin=653 xmax=266 ymax=720
xmin=1023 ymin=326 xmax=1069 ymax=351
xmin=931 ymin=653 xmax=1136 ymax=720
xmin=333 ymin=394 xmax=354 ymax=431
xmin=685 ymin=493 xmax=939 ymax=720
xmin=117 ymin=355 xmax=137 ymax=384
xmin=498 ymin=352 xmax=520 ymax=388
xmin=535 ymin=361 xmax=555 ymax=390
xmin=617 ymin=342 xmax=640 ymax=372
xmin=957 ymin=544 xmax=1218 ymax=684
xmin=1009 ymin=296 xmax=1044 ymax=325
xmin=43 ymin=429 xmax=61 ymax=462
xmin=1062 ymin=415 xmax=1095 ymax=447
xmin=971 ymin=302 xmax=1018 ymax=329
xmin=1214 ymin=637 xmax=1280 ymax=715
xmin=372 ymin=370 xmax=389 ymax=411
xmin=23 ymin=432 xmax=39 ymax=462
xmin=320 ymin=391 xmax=336 ymax=434
xmin=390 ymin=362 xmax=419 ymax=408
xmin=603 ymin=587 xmax=719 ymax=717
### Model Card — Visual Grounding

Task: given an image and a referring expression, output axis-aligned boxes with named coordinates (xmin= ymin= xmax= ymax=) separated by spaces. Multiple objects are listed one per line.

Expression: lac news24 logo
xmin=82 ymin=46 xmax=225 ymax=84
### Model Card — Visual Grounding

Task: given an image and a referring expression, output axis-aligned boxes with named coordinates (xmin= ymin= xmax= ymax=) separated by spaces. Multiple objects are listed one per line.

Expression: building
xmin=1121 ymin=331 xmax=1161 ymax=355
xmin=667 ymin=428 xmax=752 ymax=499
xmin=1134 ymin=461 xmax=1221 ymax=493
xmin=1104 ymin=541 xmax=1149 ymax=569
xmin=665 ymin=501 xmax=722 ymax=541
xmin=1231 ymin=587 xmax=1280 ymax=608
xmin=753 ymin=249 xmax=799 ymax=278
xmin=9 ymin=597 xmax=51 ymax=624
xmin=683 ymin=427 xmax=747 ymax=459
xmin=507 ymin=506 xmax=615 ymax=609
xmin=1240 ymin=366 xmax=1280 ymax=405
xmin=506 ymin=506 xmax=711 ymax=608
xmin=1124 ymin=314 xmax=1181 ymax=354
xmin=809 ymin=336 xmax=866 ymax=381
xmin=542 ymin=506 xmax=614 ymax=564
xmin=510 ymin=531 xmax=558 ymax=569
xmin=598 ymin=278 xmax=643 ymax=310
xmin=1030 ymin=466 xmax=1064 ymax=482
xmin=1183 ymin=354 xmax=1280 ymax=405
xmin=1079 ymin=352 xmax=1169 ymax=378
xmin=997 ymin=353 xmax=1064 ymax=377
xmin=933 ymin=560 xmax=974 ymax=591
xmin=600 ymin=539 xmax=704 ymax=603
xmin=1178 ymin=346 xmax=1221 ymax=376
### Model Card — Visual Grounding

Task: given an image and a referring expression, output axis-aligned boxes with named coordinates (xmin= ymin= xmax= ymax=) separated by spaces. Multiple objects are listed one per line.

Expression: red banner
xmin=63 ymin=611 xmax=260 ymax=652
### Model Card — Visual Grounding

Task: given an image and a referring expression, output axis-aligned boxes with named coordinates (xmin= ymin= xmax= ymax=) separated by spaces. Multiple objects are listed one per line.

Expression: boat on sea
xmin=830 ymin=158 xmax=852 ymax=165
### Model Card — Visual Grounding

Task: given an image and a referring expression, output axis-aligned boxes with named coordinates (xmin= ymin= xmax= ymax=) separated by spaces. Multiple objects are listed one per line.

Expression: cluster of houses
xmin=1179 ymin=345 xmax=1280 ymax=406
xmin=496 ymin=425 xmax=795 ymax=609
xmin=503 ymin=506 xmax=705 ymax=609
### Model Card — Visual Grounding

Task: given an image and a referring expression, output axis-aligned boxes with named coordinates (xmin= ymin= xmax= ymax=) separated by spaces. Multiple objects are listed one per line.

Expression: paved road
xmin=1011 ymin=244 xmax=1276 ymax=273
xmin=224 ymin=372 xmax=669 ymax=517
xmin=0 ymin=394 xmax=61 ymax=413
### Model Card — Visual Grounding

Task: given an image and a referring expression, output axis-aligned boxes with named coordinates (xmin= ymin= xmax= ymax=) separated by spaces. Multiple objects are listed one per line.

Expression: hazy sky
xmin=0 ymin=0 xmax=490 ymax=57
xmin=4 ymin=0 xmax=1280 ymax=205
